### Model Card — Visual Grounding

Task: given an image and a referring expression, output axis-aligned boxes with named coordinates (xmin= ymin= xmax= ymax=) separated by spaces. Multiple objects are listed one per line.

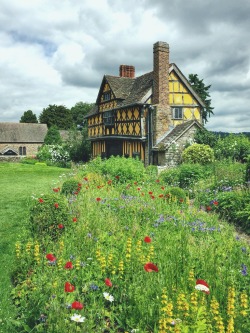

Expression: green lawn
xmin=0 ymin=163 xmax=70 ymax=332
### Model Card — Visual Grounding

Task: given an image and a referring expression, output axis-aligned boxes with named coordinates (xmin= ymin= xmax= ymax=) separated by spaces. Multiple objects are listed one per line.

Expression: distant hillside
xmin=212 ymin=131 xmax=250 ymax=138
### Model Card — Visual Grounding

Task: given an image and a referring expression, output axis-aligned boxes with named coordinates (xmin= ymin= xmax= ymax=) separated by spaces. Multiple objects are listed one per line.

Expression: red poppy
xmin=58 ymin=224 xmax=64 ymax=229
xmin=179 ymin=198 xmax=184 ymax=203
xmin=144 ymin=236 xmax=152 ymax=243
xmin=105 ymin=278 xmax=112 ymax=287
xmin=65 ymin=282 xmax=75 ymax=292
xmin=107 ymin=180 xmax=112 ymax=185
xmin=54 ymin=203 xmax=59 ymax=209
xmin=38 ymin=198 xmax=44 ymax=203
xmin=71 ymin=301 xmax=84 ymax=310
xmin=151 ymin=195 xmax=155 ymax=199
xmin=137 ymin=187 xmax=141 ymax=191
xmin=134 ymin=181 xmax=138 ymax=185
xmin=78 ymin=183 xmax=82 ymax=187
xmin=206 ymin=206 xmax=212 ymax=211
xmin=144 ymin=262 xmax=159 ymax=272
xmin=73 ymin=217 xmax=77 ymax=223
xmin=96 ymin=197 xmax=101 ymax=202
xmin=83 ymin=177 xmax=88 ymax=181
xmin=74 ymin=191 xmax=79 ymax=195
xmin=213 ymin=201 xmax=218 ymax=205
xmin=161 ymin=186 xmax=165 ymax=190
xmin=156 ymin=179 xmax=160 ymax=183
xmin=159 ymin=194 xmax=164 ymax=198
xmin=115 ymin=175 xmax=120 ymax=179
xmin=46 ymin=253 xmax=56 ymax=262
xmin=148 ymin=191 xmax=153 ymax=195
xmin=64 ymin=261 xmax=74 ymax=269
xmin=53 ymin=187 xmax=60 ymax=192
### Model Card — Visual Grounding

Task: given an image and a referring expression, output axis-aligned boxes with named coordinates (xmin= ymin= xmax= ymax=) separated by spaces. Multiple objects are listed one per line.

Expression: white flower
xmin=70 ymin=314 xmax=86 ymax=322
xmin=103 ymin=292 xmax=114 ymax=302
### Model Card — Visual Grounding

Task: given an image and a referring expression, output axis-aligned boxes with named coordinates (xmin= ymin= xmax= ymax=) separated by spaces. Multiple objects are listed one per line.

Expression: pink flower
xmin=144 ymin=262 xmax=158 ymax=272
xmin=64 ymin=261 xmax=74 ymax=269
xmin=144 ymin=236 xmax=152 ymax=243
xmin=105 ymin=278 xmax=112 ymax=287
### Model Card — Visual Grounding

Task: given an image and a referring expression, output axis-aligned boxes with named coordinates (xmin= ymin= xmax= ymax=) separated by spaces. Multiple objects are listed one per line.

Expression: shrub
xmin=61 ymin=179 xmax=81 ymax=196
xmin=159 ymin=167 xmax=180 ymax=186
xmin=214 ymin=134 xmax=250 ymax=162
xmin=29 ymin=194 xmax=70 ymax=240
xmin=178 ymin=163 xmax=209 ymax=189
xmin=37 ymin=144 xmax=70 ymax=168
xmin=165 ymin=186 xmax=186 ymax=203
xmin=194 ymin=128 xmax=218 ymax=148
xmin=215 ymin=190 xmax=250 ymax=232
xmin=182 ymin=143 xmax=214 ymax=165
xmin=85 ymin=156 xmax=146 ymax=182
xmin=245 ymin=155 xmax=250 ymax=183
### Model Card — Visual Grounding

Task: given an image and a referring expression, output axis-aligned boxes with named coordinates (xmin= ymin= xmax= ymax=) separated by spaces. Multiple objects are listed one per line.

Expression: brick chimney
xmin=152 ymin=41 xmax=170 ymax=143
xmin=119 ymin=65 xmax=135 ymax=78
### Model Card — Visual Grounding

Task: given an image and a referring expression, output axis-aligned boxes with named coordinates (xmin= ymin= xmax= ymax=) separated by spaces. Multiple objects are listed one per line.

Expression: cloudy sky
xmin=1 ymin=0 xmax=250 ymax=132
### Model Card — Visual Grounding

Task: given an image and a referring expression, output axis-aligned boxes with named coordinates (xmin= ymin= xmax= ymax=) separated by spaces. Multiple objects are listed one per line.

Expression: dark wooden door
xmin=106 ymin=140 xmax=123 ymax=157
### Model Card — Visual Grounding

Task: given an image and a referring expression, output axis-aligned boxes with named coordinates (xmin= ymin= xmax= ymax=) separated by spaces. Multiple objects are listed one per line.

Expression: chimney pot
xmin=119 ymin=65 xmax=135 ymax=78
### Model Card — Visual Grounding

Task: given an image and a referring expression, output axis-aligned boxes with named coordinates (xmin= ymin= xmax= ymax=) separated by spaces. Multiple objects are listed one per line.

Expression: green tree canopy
xmin=43 ymin=125 xmax=62 ymax=145
xmin=188 ymin=74 xmax=214 ymax=124
xmin=20 ymin=110 xmax=38 ymax=123
xmin=71 ymin=101 xmax=94 ymax=127
xmin=39 ymin=104 xmax=73 ymax=129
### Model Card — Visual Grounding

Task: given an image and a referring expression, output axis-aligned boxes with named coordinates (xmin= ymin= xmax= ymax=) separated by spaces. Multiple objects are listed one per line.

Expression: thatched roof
xmin=0 ymin=123 xmax=48 ymax=143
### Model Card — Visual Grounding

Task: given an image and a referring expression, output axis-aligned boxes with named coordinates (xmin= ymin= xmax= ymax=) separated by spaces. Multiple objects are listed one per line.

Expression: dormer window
xmin=103 ymin=111 xmax=115 ymax=126
xmin=103 ymin=91 xmax=111 ymax=101
xmin=172 ymin=107 xmax=183 ymax=119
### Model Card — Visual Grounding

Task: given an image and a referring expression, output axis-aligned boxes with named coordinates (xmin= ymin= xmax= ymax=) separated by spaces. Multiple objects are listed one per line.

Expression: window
xmin=103 ymin=92 xmax=111 ymax=101
xmin=19 ymin=146 xmax=27 ymax=155
xmin=103 ymin=111 xmax=115 ymax=126
xmin=172 ymin=107 xmax=183 ymax=119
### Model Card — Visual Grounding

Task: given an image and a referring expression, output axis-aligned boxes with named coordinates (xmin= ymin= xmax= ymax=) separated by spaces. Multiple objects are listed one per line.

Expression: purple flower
xmin=241 ymin=264 xmax=247 ymax=276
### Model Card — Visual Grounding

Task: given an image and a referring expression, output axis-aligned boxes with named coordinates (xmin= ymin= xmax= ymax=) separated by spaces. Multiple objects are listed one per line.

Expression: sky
xmin=0 ymin=0 xmax=250 ymax=133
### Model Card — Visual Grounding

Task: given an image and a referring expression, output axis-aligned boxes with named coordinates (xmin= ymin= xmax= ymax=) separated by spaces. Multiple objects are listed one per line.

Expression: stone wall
xmin=0 ymin=143 xmax=42 ymax=157
xmin=158 ymin=126 xmax=197 ymax=167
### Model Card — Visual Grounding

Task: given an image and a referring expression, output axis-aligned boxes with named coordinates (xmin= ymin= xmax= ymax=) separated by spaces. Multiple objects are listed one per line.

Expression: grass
xmin=0 ymin=163 xmax=70 ymax=332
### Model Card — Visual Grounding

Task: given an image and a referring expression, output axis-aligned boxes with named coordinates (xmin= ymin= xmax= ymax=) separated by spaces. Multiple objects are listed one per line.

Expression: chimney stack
xmin=152 ymin=41 xmax=170 ymax=143
xmin=119 ymin=65 xmax=135 ymax=78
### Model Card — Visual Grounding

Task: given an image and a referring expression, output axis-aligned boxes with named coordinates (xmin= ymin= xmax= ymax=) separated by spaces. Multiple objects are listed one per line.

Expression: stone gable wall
xmin=158 ymin=126 xmax=197 ymax=167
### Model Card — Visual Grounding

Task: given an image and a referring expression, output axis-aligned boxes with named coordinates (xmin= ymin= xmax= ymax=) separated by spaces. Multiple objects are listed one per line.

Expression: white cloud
xmin=0 ymin=0 xmax=249 ymax=132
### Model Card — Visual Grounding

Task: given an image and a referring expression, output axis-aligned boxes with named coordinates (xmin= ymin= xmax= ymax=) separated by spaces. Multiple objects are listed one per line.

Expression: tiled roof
xmin=153 ymin=120 xmax=202 ymax=149
xmin=0 ymin=123 xmax=48 ymax=143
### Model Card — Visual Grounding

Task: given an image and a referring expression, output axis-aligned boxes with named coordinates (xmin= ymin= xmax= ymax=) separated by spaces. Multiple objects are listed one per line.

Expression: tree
xmin=188 ymin=74 xmax=214 ymax=124
xmin=64 ymin=126 xmax=91 ymax=162
xmin=71 ymin=101 xmax=94 ymax=127
xmin=20 ymin=110 xmax=38 ymax=123
xmin=39 ymin=104 xmax=73 ymax=129
xmin=44 ymin=125 xmax=62 ymax=145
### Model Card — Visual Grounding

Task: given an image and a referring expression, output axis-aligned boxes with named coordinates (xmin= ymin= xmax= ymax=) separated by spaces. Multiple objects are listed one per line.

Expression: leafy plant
xmin=182 ymin=143 xmax=214 ymax=165
xmin=61 ymin=179 xmax=81 ymax=196
xmin=214 ymin=134 xmax=250 ymax=162
xmin=29 ymin=193 xmax=70 ymax=240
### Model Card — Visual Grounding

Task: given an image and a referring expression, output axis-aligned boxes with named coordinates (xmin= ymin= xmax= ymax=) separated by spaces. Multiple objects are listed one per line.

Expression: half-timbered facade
xmin=86 ymin=41 xmax=205 ymax=166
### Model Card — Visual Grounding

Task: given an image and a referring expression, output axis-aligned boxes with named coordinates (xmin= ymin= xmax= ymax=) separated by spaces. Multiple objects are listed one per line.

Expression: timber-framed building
xmin=85 ymin=41 xmax=204 ymax=166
